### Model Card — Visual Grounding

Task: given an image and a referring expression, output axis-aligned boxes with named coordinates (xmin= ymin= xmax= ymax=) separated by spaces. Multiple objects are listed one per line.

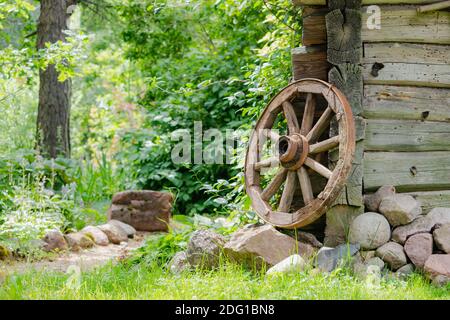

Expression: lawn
xmin=1 ymin=263 xmax=449 ymax=300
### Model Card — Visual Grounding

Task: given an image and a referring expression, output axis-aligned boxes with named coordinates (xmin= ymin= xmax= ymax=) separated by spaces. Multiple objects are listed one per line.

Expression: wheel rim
xmin=244 ymin=78 xmax=355 ymax=229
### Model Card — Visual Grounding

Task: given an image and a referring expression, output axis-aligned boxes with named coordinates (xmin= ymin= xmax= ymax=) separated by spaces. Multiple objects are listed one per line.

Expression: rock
xmin=98 ymin=224 xmax=128 ymax=244
xmin=364 ymin=185 xmax=396 ymax=212
xmin=349 ymin=212 xmax=391 ymax=250
xmin=169 ymin=251 xmax=191 ymax=274
xmin=404 ymin=233 xmax=433 ymax=269
xmin=360 ymin=250 xmax=376 ymax=261
xmin=379 ymin=194 xmax=422 ymax=227
xmin=424 ymin=254 xmax=450 ymax=286
xmin=108 ymin=190 xmax=173 ymax=232
xmin=42 ymin=229 xmax=68 ymax=252
xmin=266 ymin=255 xmax=306 ymax=275
xmin=392 ymin=207 xmax=450 ymax=244
xmin=316 ymin=243 xmax=360 ymax=272
xmin=81 ymin=226 xmax=109 ymax=246
xmin=376 ymin=242 xmax=407 ymax=270
xmin=433 ymin=223 xmax=450 ymax=253
xmin=0 ymin=245 xmax=11 ymax=260
xmin=108 ymin=220 xmax=136 ymax=238
xmin=224 ymin=224 xmax=314 ymax=269
xmin=65 ymin=233 xmax=95 ymax=251
xmin=366 ymin=257 xmax=385 ymax=270
xmin=295 ymin=231 xmax=323 ymax=248
xmin=186 ymin=229 xmax=226 ymax=269
xmin=324 ymin=205 xmax=363 ymax=247
xmin=25 ymin=239 xmax=47 ymax=251
xmin=395 ymin=264 xmax=415 ymax=279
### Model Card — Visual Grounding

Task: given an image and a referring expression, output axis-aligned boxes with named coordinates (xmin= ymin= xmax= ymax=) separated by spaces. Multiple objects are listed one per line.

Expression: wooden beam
xmin=292 ymin=46 xmax=330 ymax=80
xmin=364 ymin=151 xmax=450 ymax=192
xmin=365 ymin=119 xmax=450 ymax=151
xmin=418 ymin=0 xmax=450 ymax=12
xmin=363 ymin=85 xmax=450 ymax=122
xmin=361 ymin=5 xmax=450 ymax=45
xmin=293 ymin=0 xmax=442 ymax=6
xmin=404 ymin=190 xmax=450 ymax=214
xmin=303 ymin=7 xmax=328 ymax=46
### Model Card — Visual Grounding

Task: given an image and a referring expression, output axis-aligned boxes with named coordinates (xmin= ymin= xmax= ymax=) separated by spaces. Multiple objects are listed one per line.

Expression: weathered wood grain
xmin=363 ymin=85 xmax=450 ymax=122
xmin=362 ymin=6 xmax=450 ymax=44
xmin=364 ymin=151 xmax=450 ymax=191
xmin=404 ymin=190 xmax=450 ymax=214
xmin=365 ymin=119 xmax=450 ymax=151
xmin=292 ymin=46 xmax=330 ymax=80
xmin=303 ymin=7 xmax=328 ymax=46
xmin=293 ymin=0 xmax=440 ymax=5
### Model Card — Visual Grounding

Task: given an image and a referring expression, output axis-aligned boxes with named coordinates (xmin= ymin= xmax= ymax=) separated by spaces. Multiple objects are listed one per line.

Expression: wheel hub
xmin=278 ymin=133 xmax=309 ymax=170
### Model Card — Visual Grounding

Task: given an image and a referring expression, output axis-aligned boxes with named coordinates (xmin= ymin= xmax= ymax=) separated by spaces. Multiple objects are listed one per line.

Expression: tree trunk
xmin=36 ymin=0 xmax=75 ymax=158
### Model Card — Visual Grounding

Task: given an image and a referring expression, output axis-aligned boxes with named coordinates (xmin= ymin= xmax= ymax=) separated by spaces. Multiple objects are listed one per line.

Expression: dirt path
xmin=1 ymin=231 xmax=158 ymax=275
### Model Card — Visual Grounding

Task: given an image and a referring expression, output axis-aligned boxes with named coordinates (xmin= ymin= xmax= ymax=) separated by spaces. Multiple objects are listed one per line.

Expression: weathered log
xmin=365 ymin=119 xmax=450 ymax=152
xmin=292 ymin=46 xmax=330 ymax=80
xmin=417 ymin=0 xmax=450 ymax=12
xmin=303 ymin=6 xmax=328 ymax=45
xmin=362 ymin=5 xmax=450 ymax=44
xmin=363 ymin=85 xmax=450 ymax=122
xmin=328 ymin=0 xmax=362 ymax=10
xmin=293 ymin=0 xmax=440 ymax=5
xmin=329 ymin=64 xmax=363 ymax=115
xmin=324 ymin=204 xmax=364 ymax=246
xmin=364 ymin=151 xmax=450 ymax=191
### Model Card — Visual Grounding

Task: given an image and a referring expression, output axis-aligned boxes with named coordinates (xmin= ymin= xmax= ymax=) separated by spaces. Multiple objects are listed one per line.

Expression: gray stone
xmin=266 ymin=255 xmax=306 ymax=275
xmin=316 ymin=243 xmax=360 ymax=272
xmin=433 ymin=223 xmax=450 ymax=254
xmin=404 ymin=233 xmax=433 ymax=269
xmin=169 ymin=251 xmax=191 ymax=274
xmin=392 ymin=207 xmax=450 ymax=244
xmin=360 ymin=250 xmax=376 ymax=261
xmin=108 ymin=220 xmax=136 ymax=238
xmin=379 ymin=194 xmax=422 ymax=227
xmin=376 ymin=242 xmax=407 ymax=271
xmin=424 ymin=254 xmax=450 ymax=286
xmin=364 ymin=185 xmax=396 ymax=212
xmin=65 ymin=232 xmax=95 ymax=251
xmin=98 ymin=224 xmax=128 ymax=244
xmin=108 ymin=190 xmax=173 ymax=232
xmin=186 ymin=229 xmax=226 ymax=269
xmin=349 ymin=212 xmax=391 ymax=250
xmin=81 ymin=226 xmax=109 ymax=246
xmin=224 ymin=224 xmax=314 ymax=269
xmin=395 ymin=264 xmax=415 ymax=279
xmin=42 ymin=229 xmax=68 ymax=252
xmin=366 ymin=257 xmax=385 ymax=270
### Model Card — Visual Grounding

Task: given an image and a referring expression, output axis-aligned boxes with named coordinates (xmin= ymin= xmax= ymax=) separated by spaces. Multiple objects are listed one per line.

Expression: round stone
xmin=349 ymin=212 xmax=391 ymax=250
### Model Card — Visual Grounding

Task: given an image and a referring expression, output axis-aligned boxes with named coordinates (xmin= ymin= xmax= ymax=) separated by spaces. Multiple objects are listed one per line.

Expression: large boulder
xmin=266 ymin=255 xmax=306 ymax=275
xmin=186 ymin=229 xmax=226 ymax=269
xmin=108 ymin=190 xmax=173 ymax=232
xmin=379 ymin=194 xmax=422 ymax=227
xmin=404 ymin=233 xmax=433 ymax=269
xmin=424 ymin=254 xmax=450 ymax=286
xmin=349 ymin=212 xmax=391 ymax=250
xmin=392 ymin=207 xmax=450 ymax=244
xmin=42 ymin=229 xmax=68 ymax=252
xmin=317 ymin=243 xmax=360 ymax=272
xmin=224 ymin=224 xmax=314 ymax=269
xmin=98 ymin=223 xmax=128 ymax=244
xmin=81 ymin=226 xmax=109 ymax=246
xmin=376 ymin=242 xmax=407 ymax=270
xmin=364 ymin=185 xmax=396 ymax=212
xmin=433 ymin=223 xmax=450 ymax=254
xmin=64 ymin=232 xmax=95 ymax=251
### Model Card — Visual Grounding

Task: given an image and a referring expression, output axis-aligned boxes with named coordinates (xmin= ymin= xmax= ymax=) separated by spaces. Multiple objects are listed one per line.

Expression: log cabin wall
xmin=291 ymin=0 xmax=450 ymax=244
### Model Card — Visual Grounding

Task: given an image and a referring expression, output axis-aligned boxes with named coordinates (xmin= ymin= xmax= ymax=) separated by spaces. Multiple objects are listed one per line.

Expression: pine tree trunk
xmin=36 ymin=0 xmax=74 ymax=158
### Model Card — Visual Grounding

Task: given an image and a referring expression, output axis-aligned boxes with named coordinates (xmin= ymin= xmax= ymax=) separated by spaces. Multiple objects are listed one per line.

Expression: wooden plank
xmin=363 ymin=85 xmax=450 ymax=122
xmin=303 ymin=7 xmax=328 ymax=46
xmin=362 ymin=63 xmax=450 ymax=88
xmin=364 ymin=151 xmax=450 ymax=191
xmin=293 ymin=0 xmax=440 ymax=5
xmin=292 ymin=46 xmax=330 ymax=80
xmin=362 ymin=6 xmax=450 ymax=44
xmin=404 ymin=190 xmax=450 ymax=214
xmin=366 ymin=119 xmax=450 ymax=151
xmin=363 ymin=43 xmax=450 ymax=65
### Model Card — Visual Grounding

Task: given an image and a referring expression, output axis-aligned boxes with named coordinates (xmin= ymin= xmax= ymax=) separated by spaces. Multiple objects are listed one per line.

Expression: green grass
xmin=1 ymin=262 xmax=449 ymax=300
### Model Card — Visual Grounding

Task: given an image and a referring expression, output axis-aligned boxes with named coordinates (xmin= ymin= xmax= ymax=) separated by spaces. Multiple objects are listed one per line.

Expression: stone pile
xmin=347 ymin=185 xmax=450 ymax=286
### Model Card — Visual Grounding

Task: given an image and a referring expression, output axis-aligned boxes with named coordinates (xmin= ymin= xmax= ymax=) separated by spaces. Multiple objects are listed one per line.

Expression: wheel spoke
xmin=300 ymin=93 xmax=316 ymax=136
xmin=254 ymin=157 xmax=279 ymax=171
xmin=261 ymin=129 xmax=280 ymax=144
xmin=282 ymin=101 xmax=300 ymax=134
xmin=278 ymin=171 xmax=296 ymax=212
xmin=304 ymin=157 xmax=333 ymax=179
xmin=297 ymin=167 xmax=314 ymax=205
xmin=261 ymin=168 xmax=288 ymax=201
xmin=306 ymin=106 xmax=333 ymax=143
xmin=309 ymin=135 xmax=340 ymax=154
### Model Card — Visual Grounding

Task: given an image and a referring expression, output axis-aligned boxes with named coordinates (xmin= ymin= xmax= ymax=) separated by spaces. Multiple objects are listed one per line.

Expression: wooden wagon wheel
xmin=245 ymin=78 xmax=355 ymax=229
